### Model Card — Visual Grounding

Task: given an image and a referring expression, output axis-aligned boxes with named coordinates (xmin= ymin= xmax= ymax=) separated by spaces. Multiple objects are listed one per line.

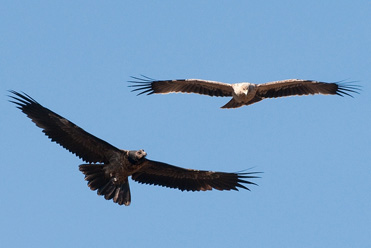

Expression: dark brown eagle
xmin=130 ymin=76 xmax=360 ymax=108
xmin=9 ymin=91 xmax=258 ymax=206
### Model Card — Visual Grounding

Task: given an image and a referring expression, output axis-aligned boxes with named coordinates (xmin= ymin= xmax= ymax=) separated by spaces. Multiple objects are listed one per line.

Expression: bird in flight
xmin=130 ymin=76 xmax=360 ymax=109
xmin=9 ymin=91 xmax=259 ymax=206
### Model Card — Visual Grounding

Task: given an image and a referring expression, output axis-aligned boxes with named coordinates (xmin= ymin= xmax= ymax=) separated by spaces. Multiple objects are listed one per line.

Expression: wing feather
xmin=9 ymin=91 xmax=121 ymax=163
xmin=132 ymin=160 xmax=259 ymax=192
xmin=257 ymin=79 xmax=360 ymax=99
xmin=129 ymin=76 xmax=233 ymax=97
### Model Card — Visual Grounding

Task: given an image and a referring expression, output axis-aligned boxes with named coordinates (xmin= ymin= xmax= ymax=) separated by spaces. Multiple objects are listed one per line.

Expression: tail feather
xmin=221 ymin=98 xmax=245 ymax=109
xmin=114 ymin=183 xmax=131 ymax=206
xmin=221 ymin=96 xmax=263 ymax=108
xmin=79 ymin=164 xmax=131 ymax=206
xmin=98 ymin=181 xmax=117 ymax=199
xmin=88 ymin=177 xmax=107 ymax=191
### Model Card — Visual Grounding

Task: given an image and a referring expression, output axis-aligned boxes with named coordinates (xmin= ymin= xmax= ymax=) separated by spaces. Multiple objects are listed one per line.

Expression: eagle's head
xmin=242 ymin=84 xmax=250 ymax=94
xmin=128 ymin=149 xmax=147 ymax=164
xmin=233 ymin=83 xmax=253 ymax=97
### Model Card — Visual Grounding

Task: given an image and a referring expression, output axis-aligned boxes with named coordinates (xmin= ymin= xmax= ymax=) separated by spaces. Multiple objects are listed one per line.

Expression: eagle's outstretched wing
xmin=256 ymin=79 xmax=360 ymax=99
xmin=129 ymin=76 xmax=233 ymax=97
xmin=9 ymin=91 xmax=122 ymax=163
xmin=133 ymin=160 xmax=259 ymax=191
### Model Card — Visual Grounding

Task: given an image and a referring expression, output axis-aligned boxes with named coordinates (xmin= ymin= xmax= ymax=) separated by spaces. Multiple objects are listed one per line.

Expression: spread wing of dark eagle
xmin=132 ymin=160 xmax=253 ymax=192
xmin=129 ymin=76 xmax=360 ymax=108
xmin=9 ymin=90 xmax=259 ymax=206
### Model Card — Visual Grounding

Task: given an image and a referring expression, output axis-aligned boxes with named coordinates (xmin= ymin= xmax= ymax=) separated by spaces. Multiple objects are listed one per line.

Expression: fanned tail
xmin=221 ymin=99 xmax=245 ymax=109
xmin=79 ymin=164 xmax=131 ymax=206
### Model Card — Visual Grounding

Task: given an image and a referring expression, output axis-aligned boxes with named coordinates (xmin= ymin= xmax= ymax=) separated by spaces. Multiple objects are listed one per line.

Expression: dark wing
xmin=132 ymin=159 xmax=259 ymax=191
xmin=9 ymin=91 xmax=122 ymax=163
xmin=256 ymin=79 xmax=360 ymax=98
xmin=129 ymin=76 xmax=233 ymax=97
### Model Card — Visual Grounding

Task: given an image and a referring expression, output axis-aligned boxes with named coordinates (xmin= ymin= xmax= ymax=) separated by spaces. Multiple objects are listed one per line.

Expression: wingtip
xmin=129 ymin=75 xmax=156 ymax=82
xmin=8 ymin=90 xmax=39 ymax=109
xmin=335 ymin=80 xmax=362 ymax=97
xmin=235 ymin=170 xmax=261 ymax=191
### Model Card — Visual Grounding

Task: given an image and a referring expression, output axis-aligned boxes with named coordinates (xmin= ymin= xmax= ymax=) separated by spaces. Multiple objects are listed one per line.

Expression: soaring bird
xmin=9 ymin=91 xmax=258 ymax=206
xmin=130 ymin=76 xmax=360 ymax=108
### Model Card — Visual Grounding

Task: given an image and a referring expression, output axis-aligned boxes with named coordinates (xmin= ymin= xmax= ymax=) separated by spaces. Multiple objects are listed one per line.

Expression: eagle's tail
xmin=79 ymin=164 xmax=131 ymax=206
xmin=221 ymin=99 xmax=245 ymax=109
xmin=221 ymin=96 xmax=263 ymax=108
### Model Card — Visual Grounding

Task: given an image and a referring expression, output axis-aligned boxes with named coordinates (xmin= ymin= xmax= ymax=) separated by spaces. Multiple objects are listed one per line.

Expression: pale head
xmin=128 ymin=149 xmax=147 ymax=164
xmin=233 ymin=83 xmax=254 ymax=95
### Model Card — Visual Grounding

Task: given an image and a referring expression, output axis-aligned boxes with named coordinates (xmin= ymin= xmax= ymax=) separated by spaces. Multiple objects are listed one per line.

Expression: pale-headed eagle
xmin=130 ymin=76 xmax=360 ymax=108
xmin=9 ymin=91 xmax=258 ymax=206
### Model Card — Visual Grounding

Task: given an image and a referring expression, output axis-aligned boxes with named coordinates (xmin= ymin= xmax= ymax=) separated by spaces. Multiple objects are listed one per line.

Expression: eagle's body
xmin=9 ymin=91 xmax=258 ymax=206
xmin=130 ymin=77 xmax=359 ymax=108
xmin=229 ymin=83 xmax=258 ymax=108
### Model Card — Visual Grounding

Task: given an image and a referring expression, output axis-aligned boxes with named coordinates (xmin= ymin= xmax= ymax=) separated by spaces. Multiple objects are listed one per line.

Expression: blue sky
xmin=1 ymin=1 xmax=370 ymax=247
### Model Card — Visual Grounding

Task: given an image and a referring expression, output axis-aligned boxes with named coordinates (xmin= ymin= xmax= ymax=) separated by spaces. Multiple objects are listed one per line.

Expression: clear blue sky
xmin=1 ymin=1 xmax=370 ymax=247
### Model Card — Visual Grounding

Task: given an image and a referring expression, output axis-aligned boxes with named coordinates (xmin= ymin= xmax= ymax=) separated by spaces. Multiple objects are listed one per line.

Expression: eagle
xmin=9 ymin=91 xmax=258 ymax=206
xmin=130 ymin=76 xmax=360 ymax=108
